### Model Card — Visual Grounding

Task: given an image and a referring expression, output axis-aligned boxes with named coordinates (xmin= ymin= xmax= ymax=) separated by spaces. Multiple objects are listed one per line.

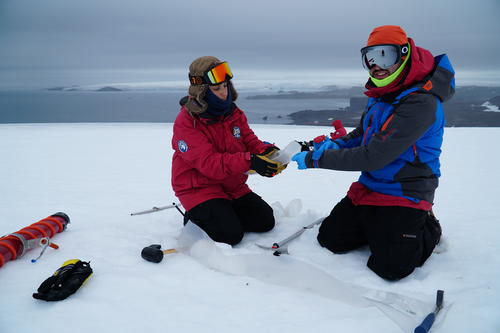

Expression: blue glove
xmin=312 ymin=135 xmax=328 ymax=151
xmin=312 ymin=140 xmax=339 ymax=161
xmin=291 ymin=152 xmax=309 ymax=170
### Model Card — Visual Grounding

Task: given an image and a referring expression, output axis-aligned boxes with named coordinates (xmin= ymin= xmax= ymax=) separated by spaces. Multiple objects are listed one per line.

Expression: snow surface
xmin=1 ymin=123 xmax=499 ymax=333
xmin=482 ymin=101 xmax=500 ymax=112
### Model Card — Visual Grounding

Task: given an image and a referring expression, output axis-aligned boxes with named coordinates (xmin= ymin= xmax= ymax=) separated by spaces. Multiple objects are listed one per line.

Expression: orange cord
xmin=28 ymin=225 xmax=48 ymax=238
xmin=41 ymin=217 xmax=65 ymax=233
xmin=0 ymin=240 xmax=18 ymax=260
xmin=17 ymin=229 xmax=38 ymax=239
xmin=37 ymin=221 xmax=57 ymax=237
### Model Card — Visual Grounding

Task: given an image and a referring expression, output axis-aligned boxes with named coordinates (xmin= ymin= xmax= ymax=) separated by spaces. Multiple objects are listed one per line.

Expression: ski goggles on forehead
xmin=360 ymin=44 xmax=409 ymax=70
xmin=189 ymin=61 xmax=233 ymax=86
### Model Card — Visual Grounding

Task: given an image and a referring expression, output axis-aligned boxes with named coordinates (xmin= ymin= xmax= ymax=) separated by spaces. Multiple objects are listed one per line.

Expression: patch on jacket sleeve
xmin=232 ymin=126 xmax=241 ymax=139
xmin=177 ymin=140 xmax=188 ymax=152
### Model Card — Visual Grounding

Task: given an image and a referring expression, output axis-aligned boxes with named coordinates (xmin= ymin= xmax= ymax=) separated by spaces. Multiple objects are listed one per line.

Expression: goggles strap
xmin=189 ymin=75 xmax=205 ymax=86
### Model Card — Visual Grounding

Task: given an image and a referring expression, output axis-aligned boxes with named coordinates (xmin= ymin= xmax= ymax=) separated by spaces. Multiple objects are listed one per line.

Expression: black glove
xmin=260 ymin=145 xmax=280 ymax=157
xmin=297 ymin=141 xmax=313 ymax=152
xmin=250 ymin=154 xmax=285 ymax=177
xmin=33 ymin=259 xmax=93 ymax=301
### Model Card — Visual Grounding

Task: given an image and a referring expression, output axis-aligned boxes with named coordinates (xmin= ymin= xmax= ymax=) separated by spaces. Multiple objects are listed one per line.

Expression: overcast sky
xmin=0 ymin=0 xmax=499 ymax=88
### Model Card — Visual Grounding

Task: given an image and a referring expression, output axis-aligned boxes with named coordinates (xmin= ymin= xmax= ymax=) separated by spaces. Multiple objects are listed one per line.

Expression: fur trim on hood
xmin=185 ymin=56 xmax=238 ymax=114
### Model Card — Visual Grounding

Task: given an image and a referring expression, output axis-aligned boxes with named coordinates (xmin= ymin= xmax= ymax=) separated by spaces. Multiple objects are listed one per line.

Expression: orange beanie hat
xmin=367 ymin=25 xmax=408 ymax=46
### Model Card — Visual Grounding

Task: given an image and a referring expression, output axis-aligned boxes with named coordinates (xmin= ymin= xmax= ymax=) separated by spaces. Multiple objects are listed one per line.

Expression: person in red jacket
xmin=171 ymin=56 xmax=286 ymax=245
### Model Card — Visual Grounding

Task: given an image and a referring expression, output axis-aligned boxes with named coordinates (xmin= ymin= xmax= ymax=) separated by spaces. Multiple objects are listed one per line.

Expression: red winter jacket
xmin=171 ymin=105 xmax=271 ymax=211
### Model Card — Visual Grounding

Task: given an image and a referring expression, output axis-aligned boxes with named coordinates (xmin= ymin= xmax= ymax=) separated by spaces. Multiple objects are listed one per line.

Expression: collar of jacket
xmin=194 ymin=103 xmax=237 ymax=125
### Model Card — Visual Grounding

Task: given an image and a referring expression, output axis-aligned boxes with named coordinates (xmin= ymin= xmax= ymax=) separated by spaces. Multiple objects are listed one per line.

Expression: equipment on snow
xmin=141 ymin=244 xmax=177 ymax=263
xmin=414 ymin=290 xmax=444 ymax=333
xmin=256 ymin=217 xmax=324 ymax=255
xmin=130 ymin=203 xmax=182 ymax=216
xmin=0 ymin=212 xmax=69 ymax=268
xmin=138 ymin=207 xmax=186 ymax=263
xmin=33 ymin=259 xmax=93 ymax=301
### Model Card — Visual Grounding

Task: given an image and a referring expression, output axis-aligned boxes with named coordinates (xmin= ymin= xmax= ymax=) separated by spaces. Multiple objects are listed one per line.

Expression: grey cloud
xmin=0 ymin=0 xmax=499 ymax=87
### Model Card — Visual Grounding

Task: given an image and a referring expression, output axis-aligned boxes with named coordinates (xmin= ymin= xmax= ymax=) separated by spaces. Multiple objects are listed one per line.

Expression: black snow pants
xmin=184 ymin=192 xmax=275 ymax=246
xmin=317 ymin=196 xmax=441 ymax=281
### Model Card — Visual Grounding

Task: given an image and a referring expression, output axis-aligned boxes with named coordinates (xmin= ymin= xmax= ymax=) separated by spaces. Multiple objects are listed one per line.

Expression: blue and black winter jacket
xmin=306 ymin=54 xmax=455 ymax=203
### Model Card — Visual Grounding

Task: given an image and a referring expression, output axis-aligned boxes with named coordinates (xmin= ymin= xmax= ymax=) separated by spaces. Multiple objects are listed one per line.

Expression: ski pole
xmin=130 ymin=203 xmax=181 ymax=216
xmin=414 ymin=290 xmax=444 ymax=333
xmin=256 ymin=217 xmax=324 ymax=251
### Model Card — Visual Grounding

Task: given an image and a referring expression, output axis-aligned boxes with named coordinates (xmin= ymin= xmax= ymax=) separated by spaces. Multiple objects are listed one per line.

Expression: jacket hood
xmin=415 ymin=54 xmax=455 ymax=102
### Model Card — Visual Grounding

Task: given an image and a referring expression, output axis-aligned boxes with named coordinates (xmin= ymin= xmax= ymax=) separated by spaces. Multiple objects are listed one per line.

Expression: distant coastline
xmin=0 ymin=85 xmax=499 ymax=126
xmin=246 ymin=86 xmax=500 ymax=127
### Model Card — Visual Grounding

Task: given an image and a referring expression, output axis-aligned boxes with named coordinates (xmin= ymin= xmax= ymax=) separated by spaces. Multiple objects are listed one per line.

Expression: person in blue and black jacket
xmin=292 ymin=25 xmax=455 ymax=281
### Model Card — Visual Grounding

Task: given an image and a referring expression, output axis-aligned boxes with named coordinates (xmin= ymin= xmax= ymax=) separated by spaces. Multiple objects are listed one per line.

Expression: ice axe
xmin=256 ymin=217 xmax=324 ymax=254
xmin=414 ymin=290 xmax=444 ymax=333
xmin=141 ymin=244 xmax=177 ymax=263
xmin=130 ymin=202 xmax=183 ymax=216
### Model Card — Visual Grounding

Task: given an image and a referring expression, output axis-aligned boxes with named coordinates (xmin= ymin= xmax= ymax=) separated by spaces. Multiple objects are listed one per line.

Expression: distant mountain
xmin=96 ymin=86 xmax=123 ymax=92
xmin=46 ymin=85 xmax=124 ymax=92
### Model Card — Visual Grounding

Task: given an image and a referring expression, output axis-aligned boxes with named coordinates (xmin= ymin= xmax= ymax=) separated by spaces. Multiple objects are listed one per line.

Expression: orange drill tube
xmin=0 ymin=212 xmax=69 ymax=268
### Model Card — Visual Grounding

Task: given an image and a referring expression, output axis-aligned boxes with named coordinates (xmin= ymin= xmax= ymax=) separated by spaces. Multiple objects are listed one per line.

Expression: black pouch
xmin=33 ymin=259 xmax=93 ymax=301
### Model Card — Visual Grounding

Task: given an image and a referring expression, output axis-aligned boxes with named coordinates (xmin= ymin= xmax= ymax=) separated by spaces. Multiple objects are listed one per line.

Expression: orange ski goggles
xmin=189 ymin=62 xmax=233 ymax=86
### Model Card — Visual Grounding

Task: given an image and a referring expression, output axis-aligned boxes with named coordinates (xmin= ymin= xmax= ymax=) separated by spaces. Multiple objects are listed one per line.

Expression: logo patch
xmin=177 ymin=140 xmax=188 ymax=153
xmin=233 ymin=126 xmax=241 ymax=139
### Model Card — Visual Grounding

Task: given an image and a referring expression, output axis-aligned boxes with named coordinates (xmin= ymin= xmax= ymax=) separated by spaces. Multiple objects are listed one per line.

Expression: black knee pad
xmin=259 ymin=216 xmax=275 ymax=232
xmin=367 ymin=254 xmax=417 ymax=281
xmin=223 ymin=231 xmax=244 ymax=246
xmin=317 ymin=231 xmax=354 ymax=254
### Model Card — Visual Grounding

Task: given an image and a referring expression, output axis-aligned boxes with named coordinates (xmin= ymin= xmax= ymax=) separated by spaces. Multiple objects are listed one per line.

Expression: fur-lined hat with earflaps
xmin=185 ymin=56 xmax=238 ymax=114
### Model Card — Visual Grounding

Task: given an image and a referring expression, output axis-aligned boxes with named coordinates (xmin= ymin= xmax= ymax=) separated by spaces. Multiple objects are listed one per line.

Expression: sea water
xmin=0 ymin=90 xmax=348 ymax=124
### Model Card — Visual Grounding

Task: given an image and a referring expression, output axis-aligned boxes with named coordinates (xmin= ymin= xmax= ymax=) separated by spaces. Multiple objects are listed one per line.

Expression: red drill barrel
xmin=0 ymin=212 xmax=69 ymax=268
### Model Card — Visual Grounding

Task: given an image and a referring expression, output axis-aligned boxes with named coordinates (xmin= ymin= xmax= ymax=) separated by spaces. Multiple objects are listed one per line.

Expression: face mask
xmin=204 ymin=85 xmax=233 ymax=116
